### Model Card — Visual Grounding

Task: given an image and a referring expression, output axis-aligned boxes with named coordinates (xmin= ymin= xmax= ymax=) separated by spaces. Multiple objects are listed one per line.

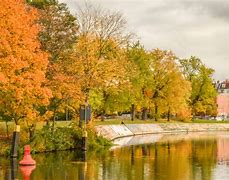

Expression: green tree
xmin=29 ymin=0 xmax=79 ymax=124
xmin=179 ymin=56 xmax=217 ymax=117
xmin=38 ymin=1 xmax=78 ymax=62
xmin=127 ymin=42 xmax=153 ymax=120
xmin=26 ymin=0 xmax=56 ymax=9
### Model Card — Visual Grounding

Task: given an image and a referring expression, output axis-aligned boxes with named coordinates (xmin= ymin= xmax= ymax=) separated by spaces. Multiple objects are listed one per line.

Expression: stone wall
xmin=95 ymin=123 xmax=229 ymax=140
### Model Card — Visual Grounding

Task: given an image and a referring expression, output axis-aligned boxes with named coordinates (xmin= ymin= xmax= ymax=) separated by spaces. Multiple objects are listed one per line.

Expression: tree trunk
xmin=101 ymin=110 xmax=105 ymax=121
xmin=65 ymin=107 xmax=69 ymax=121
xmin=131 ymin=104 xmax=135 ymax=121
xmin=52 ymin=114 xmax=55 ymax=130
xmin=29 ymin=125 xmax=36 ymax=140
xmin=52 ymin=108 xmax=57 ymax=130
xmin=142 ymin=107 xmax=147 ymax=120
xmin=29 ymin=129 xmax=35 ymax=140
xmin=46 ymin=120 xmax=50 ymax=126
xmin=155 ymin=104 xmax=158 ymax=121
xmin=5 ymin=121 xmax=9 ymax=137
xmin=167 ymin=107 xmax=171 ymax=121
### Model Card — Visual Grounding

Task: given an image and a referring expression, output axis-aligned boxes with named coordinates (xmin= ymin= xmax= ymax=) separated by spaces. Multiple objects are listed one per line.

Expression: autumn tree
xmin=63 ymin=36 xmax=131 ymax=120
xmin=28 ymin=0 xmax=79 ymax=123
xmin=147 ymin=49 xmax=191 ymax=121
xmin=179 ymin=56 xmax=217 ymax=117
xmin=67 ymin=4 xmax=133 ymax=120
xmin=88 ymin=55 xmax=137 ymax=119
xmin=0 ymin=0 xmax=51 ymax=138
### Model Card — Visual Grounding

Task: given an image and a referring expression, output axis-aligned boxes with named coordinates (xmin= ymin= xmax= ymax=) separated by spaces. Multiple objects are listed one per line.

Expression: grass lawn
xmin=1 ymin=118 xmax=229 ymax=134
xmin=192 ymin=119 xmax=229 ymax=123
xmin=35 ymin=121 xmax=73 ymax=129
xmin=0 ymin=121 xmax=73 ymax=136
xmin=93 ymin=119 xmax=178 ymax=125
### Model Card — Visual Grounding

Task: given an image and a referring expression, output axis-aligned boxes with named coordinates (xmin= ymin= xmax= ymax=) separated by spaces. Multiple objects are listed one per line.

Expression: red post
xmin=19 ymin=145 xmax=36 ymax=166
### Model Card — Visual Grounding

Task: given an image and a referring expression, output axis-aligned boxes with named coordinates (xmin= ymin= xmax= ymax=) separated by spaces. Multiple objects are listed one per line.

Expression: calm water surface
xmin=1 ymin=132 xmax=229 ymax=180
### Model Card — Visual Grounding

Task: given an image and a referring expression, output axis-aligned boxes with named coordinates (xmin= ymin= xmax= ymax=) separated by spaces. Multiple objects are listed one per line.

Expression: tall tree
xmin=179 ymin=56 xmax=217 ymax=117
xmin=38 ymin=0 xmax=78 ymax=62
xmin=148 ymin=49 xmax=191 ymax=121
xmin=70 ymin=4 xmax=132 ymax=117
xmin=64 ymin=36 xmax=130 ymax=116
xmin=127 ymin=42 xmax=153 ymax=120
xmin=29 ymin=0 xmax=79 ymax=123
xmin=0 ymin=0 xmax=51 ymax=136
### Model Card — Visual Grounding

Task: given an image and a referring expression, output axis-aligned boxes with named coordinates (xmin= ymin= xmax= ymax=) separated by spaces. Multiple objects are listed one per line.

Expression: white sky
xmin=60 ymin=0 xmax=229 ymax=80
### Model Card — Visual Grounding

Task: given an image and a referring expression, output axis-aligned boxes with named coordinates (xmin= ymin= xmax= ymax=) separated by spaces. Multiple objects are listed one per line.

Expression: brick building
xmin=215 ymin=80 xmax=229 ymax=119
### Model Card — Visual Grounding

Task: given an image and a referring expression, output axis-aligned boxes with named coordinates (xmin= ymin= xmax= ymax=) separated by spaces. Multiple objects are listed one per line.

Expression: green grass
xmin=0 ymin=121 xmax=73 ymax=135
xmin=93 ymin=119 xmax=179 ymax=125
xmin=35 ymin=121 xmax=72 ymax=129
xmin=191 ymin=119 xmax=229 ymax=123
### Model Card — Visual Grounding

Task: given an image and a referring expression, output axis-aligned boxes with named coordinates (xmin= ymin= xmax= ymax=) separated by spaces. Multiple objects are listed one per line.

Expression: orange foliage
xmin=0 ymin=0 xmax=51 ymax=124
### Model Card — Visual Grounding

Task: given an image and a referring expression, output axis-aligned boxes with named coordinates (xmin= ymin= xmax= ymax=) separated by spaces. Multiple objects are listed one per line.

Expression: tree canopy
xmin=0 ymin=1 xmax=218 ymax=129
xmin=0 ymin=0 xmax=51 ymax=127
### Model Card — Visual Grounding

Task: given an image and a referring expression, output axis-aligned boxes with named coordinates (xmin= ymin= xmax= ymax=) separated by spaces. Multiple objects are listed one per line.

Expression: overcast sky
xmin=60 ymin=0 xmax=229 ymax=80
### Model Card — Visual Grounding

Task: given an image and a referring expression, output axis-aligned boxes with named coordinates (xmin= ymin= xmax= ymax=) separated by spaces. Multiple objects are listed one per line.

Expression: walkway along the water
xmin=95 ymin=123 xmax=229 ymax=140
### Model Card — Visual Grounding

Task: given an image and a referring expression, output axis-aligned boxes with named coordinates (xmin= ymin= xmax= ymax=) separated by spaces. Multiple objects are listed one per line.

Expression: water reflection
xmin=1 ymin=132 xmax=229 ymax=180
xmin=4 ymin=158 xmax=18 ymax=180
xmin=20 ymin=165 xmax=36 ymax=180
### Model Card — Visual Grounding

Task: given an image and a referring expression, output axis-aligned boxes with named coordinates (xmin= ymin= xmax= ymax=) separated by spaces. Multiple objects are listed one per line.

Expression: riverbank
xmin=95 ymin=123 xmax=229 ymax=140
xmin=2 ymin=121 xmax=229 ymax=156
xmin=0 ymin=124 xmax=112 ymax=156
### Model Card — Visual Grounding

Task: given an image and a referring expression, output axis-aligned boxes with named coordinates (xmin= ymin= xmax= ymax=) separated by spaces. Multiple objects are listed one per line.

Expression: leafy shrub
xmin=29 ymin=125 xmax=82 ymax=153
xmin=29 ymin=124 xmax=112 ymax=153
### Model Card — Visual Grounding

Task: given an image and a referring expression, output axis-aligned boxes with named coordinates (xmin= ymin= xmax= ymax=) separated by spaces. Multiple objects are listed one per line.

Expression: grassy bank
xmin=94 ymin=119 xmax=229 ymax=125
xmin=0 ymin=122 xmax=111 ymax=156
xmin=191 ymin=119 xmax=229 ymax=123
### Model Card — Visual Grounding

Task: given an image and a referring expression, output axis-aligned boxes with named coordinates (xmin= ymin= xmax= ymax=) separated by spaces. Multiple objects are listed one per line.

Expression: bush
xmin=29 ymin=124 xmax=112 ymax=154
xmin=29 ymin=125 xmax=82 ymax=153
xmin=86 ymin=126 xmax=112 ymax=150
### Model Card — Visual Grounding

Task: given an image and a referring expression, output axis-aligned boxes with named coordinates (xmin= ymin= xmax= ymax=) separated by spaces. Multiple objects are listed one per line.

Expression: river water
xmin=1 ymin=132 xmax=229 ymax=180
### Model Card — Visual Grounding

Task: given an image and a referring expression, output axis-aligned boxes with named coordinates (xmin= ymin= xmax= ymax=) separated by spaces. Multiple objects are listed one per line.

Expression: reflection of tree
xmin=0 ymin=136 xmax=220 ymax=179
xmin=153 ymin=140 xmax=193 ymax=180
xmin=142 ymin=145 xmax=147 ymax=156
xmin=131 ymin=145 xmax=135 ymax=166
xmin=191 ymin=139 xmax=217 ymax=180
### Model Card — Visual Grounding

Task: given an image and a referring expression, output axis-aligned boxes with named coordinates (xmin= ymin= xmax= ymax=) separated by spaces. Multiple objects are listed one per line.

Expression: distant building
xmin=215 ymin=80 xmax=229 ymax=119
xmin=215 ymin=80 xmax=229 ymax=93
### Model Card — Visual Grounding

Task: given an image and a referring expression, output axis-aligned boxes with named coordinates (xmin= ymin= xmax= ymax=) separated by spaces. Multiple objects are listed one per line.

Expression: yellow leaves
xmin=68 ymin=35 xmax=128 ymax=94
